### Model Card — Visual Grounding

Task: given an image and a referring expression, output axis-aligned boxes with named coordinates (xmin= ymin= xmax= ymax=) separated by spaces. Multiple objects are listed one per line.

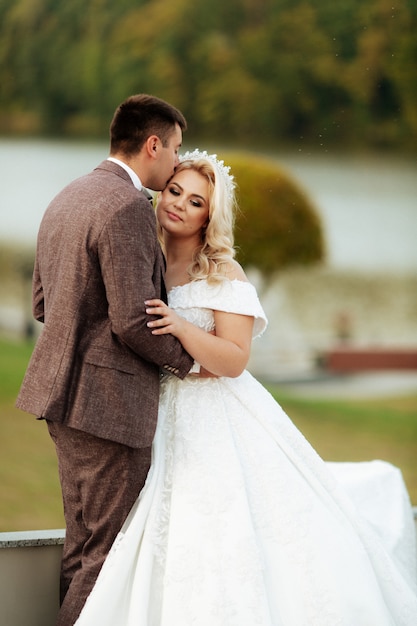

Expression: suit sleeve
xmin=99 ymin=198 xmax=193 ymax=378
xmin=32 ymin=255 xmax=45 ymax=323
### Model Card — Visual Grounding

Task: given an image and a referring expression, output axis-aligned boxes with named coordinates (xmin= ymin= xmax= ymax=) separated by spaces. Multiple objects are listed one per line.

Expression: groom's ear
xmin=146 ymin=135 xmax=162 ymax=159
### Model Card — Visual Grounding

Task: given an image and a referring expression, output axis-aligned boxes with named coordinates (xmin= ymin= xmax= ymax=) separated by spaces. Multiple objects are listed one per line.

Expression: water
xmin=0 ymin=139 xmax=416 ymax=273
xmin=269 ymin=150 xmax=417 ymax=273
xmin=0 ymin=139 xmax=108 ymax=243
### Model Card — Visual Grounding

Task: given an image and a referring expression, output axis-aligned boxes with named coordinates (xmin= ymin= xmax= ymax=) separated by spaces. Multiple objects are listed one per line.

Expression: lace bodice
xmin=168 ymin=279 xmax=268 ymax=338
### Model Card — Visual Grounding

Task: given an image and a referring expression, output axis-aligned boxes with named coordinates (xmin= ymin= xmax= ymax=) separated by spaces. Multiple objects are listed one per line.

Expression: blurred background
xmin=0 ymin=0 xmax=416 ymax=529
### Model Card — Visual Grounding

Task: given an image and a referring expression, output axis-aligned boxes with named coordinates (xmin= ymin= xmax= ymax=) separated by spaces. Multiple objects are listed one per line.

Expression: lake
xmin=0 ymin=139 xmax=416 ymax=273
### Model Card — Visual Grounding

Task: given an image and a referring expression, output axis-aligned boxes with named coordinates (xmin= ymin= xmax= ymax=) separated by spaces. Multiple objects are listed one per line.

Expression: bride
xmin=75 ymin=150 xmax=417 ymax=625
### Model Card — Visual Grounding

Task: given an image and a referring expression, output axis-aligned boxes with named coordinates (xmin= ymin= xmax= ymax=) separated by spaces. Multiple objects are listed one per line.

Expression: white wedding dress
xmin=76 ymin=279 xmax=417 ymax=625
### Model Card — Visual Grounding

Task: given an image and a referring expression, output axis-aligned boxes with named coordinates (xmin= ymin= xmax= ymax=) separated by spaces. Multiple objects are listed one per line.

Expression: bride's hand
xmin=145 ymin=299 xmax=185 ymax=337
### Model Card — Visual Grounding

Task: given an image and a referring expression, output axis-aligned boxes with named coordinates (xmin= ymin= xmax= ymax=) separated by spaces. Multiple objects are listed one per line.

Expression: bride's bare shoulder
xmin=224 ymin=260 xmax=249 ymax=283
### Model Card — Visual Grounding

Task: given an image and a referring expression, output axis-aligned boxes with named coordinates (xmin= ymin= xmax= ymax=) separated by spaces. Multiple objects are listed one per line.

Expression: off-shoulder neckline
xmin=168 ymin=278 xmax=251 ymax=296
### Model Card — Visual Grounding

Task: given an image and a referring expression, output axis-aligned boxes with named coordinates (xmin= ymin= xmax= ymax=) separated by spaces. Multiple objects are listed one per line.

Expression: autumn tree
xmin=223 ymin=152 xmax=325 ymax=277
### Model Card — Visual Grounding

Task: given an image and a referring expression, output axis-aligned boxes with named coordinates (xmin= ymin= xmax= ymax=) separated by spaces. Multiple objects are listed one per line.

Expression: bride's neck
xmin=164 ymin=234 xmax=200 ymax=266
xmin=164 ymin=240 xmax=196 ymax=289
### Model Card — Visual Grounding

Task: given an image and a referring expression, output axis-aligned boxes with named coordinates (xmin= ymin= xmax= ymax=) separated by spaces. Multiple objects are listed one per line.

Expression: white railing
xmin=1 ymin=511 xmax=417 ymax=626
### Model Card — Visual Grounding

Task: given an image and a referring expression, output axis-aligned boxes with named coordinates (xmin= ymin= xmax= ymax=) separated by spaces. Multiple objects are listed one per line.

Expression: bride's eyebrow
xmin=171 ymin=182 xmax=206 ymax=203
xmin=191 ymin=193 xmax=206 ymax=202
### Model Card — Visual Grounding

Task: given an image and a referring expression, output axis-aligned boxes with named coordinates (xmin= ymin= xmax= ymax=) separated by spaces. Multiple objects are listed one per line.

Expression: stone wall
xmin=248 ymin=267 xmax=417 ymax=379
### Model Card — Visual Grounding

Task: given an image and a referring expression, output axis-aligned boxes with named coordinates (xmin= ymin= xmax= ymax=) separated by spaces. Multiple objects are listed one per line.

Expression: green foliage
xmin=224 ymin=152 xmax=325 ymax=276
xmin=0 ymin=337 xmax=34 ymax=400
xmin=0 ymin=243 xmax=35 ymax=283
xmin=0 ymin=0 xmax=416 ymax=150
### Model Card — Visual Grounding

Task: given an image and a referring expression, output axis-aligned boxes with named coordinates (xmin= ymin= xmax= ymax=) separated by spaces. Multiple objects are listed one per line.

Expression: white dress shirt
xmin=107 ymin=157 xmax=143 ymax=191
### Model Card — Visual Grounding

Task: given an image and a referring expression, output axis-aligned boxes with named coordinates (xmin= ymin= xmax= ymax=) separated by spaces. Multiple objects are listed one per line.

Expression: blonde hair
xmin=157 ymin=156 xmax=237 ymax=283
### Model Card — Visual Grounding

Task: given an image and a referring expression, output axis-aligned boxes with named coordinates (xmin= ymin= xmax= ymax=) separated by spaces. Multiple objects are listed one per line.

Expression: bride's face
xmin=157 ymin=168 xmax=210 ymax=240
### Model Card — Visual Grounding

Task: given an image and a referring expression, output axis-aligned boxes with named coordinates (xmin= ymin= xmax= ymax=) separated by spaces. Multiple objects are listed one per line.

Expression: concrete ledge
xmin=0 ymin=528 xmax=65 ymax=548
xmin=0 ymin=529 xmax=64 ymax=626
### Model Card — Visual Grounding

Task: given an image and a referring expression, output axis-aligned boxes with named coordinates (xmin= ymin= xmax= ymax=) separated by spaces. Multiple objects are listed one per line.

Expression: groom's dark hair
xmin=109 ymin=94 xmax=187 ymax=157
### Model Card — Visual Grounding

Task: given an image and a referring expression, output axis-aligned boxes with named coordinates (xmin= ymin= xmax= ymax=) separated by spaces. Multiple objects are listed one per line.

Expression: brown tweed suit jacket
xmin=16 ymin=160 xmax=193 ymax=447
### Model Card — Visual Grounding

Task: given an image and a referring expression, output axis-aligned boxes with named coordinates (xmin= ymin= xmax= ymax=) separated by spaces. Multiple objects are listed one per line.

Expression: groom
xmin=16 ymin=94 xmax=194 ymax=625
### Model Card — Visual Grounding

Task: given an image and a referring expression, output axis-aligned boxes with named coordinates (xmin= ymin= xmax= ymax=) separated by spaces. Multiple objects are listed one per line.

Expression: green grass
xmin=0 ymin=337 xmax=65 ymax=531
xmin=0 ymin=337 xmax=416 ymax=532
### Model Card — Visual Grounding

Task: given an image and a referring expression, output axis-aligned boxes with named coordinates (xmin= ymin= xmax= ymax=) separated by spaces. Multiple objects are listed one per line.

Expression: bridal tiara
xmin=179 ymin=149 xmax=235 ymax=200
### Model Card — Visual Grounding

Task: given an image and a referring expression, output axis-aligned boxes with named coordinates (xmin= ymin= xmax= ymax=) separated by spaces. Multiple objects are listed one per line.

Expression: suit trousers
xmin=47 ymin=420 xmax=152 ymax=626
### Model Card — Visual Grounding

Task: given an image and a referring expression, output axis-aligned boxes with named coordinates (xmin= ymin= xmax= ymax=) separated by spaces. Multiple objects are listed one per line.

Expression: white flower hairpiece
xmin=179 ymin=149 xmax=235 ymax=200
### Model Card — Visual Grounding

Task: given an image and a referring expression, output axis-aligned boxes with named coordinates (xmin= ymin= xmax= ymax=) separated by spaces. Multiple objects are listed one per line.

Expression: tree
xmin=0 ymin=0 xmax=415 ymax=150
xmin=223 ymin=152 xmax=325 ymax=278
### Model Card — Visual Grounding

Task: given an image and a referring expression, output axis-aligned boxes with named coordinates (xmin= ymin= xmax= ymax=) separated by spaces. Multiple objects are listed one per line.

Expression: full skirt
xmin=76 ymin=371 xmax=417 ymax=625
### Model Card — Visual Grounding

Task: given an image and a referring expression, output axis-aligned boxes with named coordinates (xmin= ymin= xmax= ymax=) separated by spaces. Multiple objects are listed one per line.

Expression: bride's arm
xmin=145 ymin=301 xmax=254 ymax=378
